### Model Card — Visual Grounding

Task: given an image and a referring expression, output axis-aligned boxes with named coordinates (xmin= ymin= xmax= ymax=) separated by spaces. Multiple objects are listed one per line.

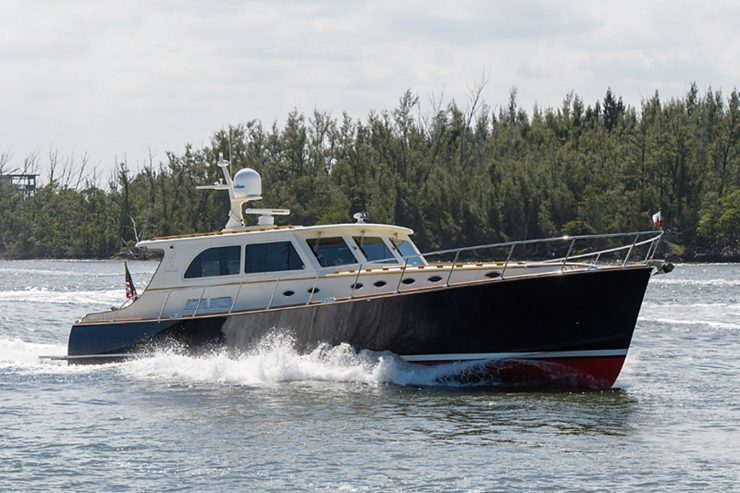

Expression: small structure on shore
xmin=0 ymin=173 xmax=38 ymax=199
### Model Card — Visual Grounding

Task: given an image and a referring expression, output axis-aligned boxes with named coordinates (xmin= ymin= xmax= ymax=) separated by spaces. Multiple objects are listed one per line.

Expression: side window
xmin=245 ymin=241 xmax=305 ymax=274
xmin=353 ymin=236 xmax=397 ymax=263
xmin=390 ymin=238 xmax=425 ymax=266
xmin=307 ymin=237 xmax=358 ymax=267
xmin=185 ymin=246 xmax=241 ymax=278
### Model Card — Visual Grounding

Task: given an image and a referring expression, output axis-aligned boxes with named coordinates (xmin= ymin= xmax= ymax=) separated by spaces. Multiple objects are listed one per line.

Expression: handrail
xmin=158 ymin=290 xmax=172 ymax=321
xmin=622 ymin=234 xmax=640 ymax=267
xmin=561 ymin=238 xmax=576 ymax=273
xmin=350 ymin=263 xmax=363 ymax=299
xmin=423 ymin=230 xmax=662 ymax=259
xmin=544 ymin=233 xmax=660 ymax=264
xmin=192 ymin=286 xmax=207 ymax=317
xmin=229 ymin=282 xmax=243 ymax=314
xmin=445 ymin=251 xmax=460 ymax=286
xmin=306 ymin=270 xmax=321 ymax=304
xmin=396 ymin=258 xmax=410 ymax=292
xmin=355 ymin=230 xmax=662 ymax=267
xmin=266 ymin=277 xmax=280 ymax=309
xmin=500 ymin=244 xmax=516 ymax=280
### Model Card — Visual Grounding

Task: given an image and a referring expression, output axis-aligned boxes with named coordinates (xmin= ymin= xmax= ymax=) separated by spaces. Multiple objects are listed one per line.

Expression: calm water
xmin=1 ymin=260 xmax=739 ymax=491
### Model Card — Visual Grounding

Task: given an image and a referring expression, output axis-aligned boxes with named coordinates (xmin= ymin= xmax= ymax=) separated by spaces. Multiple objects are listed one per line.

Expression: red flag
xmin=125 ymin=261 xmax=138 ymax=300
xmin=652 ymin=211 xmax=663 ymax=229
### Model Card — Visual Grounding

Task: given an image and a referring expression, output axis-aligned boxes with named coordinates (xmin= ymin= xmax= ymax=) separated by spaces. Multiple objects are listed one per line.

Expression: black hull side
xmin=69 ymin=267 xmax=652 ymax=360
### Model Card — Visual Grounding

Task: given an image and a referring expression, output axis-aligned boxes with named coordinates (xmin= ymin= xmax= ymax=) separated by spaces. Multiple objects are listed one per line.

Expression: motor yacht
xmin=64 ymin=159 xmax=669 ymax=388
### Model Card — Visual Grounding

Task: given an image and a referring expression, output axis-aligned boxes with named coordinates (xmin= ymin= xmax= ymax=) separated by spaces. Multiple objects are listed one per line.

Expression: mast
xmin=196 ymin=158 xmax=289 ymax=230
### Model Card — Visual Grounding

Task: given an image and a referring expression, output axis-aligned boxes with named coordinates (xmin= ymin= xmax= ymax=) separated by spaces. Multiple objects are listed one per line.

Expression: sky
xmin=1 ymin=0 xmax=739 ymax=177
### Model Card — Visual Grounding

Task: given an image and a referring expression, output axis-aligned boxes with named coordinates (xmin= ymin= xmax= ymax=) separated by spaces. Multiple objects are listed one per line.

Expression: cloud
xmin=0 ymin=0 xmax=738 ymax=174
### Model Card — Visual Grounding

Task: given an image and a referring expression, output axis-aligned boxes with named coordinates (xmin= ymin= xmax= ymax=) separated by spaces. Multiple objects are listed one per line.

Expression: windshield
xmin=353 ymin=236 xmax=397 ymax=264
xmin=390 ymin=238 xmax=425 ymax=266
xmin=307 ymin=236 xmax=358 ymax=267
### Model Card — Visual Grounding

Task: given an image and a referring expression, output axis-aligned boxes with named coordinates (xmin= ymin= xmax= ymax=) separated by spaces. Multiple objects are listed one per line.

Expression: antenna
xmin=196 ymin=159 xmax=290 ymax=230
xmin=227 ymin=129 xmax=234 ymax=167
xmin=245 ymin=208 xmax=290 ymax=227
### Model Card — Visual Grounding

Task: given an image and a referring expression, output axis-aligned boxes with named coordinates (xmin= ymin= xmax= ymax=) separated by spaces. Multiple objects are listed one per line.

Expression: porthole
xmin=428 ymin=275 xmax=442 ymax=282
xmin=308 ymin=287 xmax=320 ymax=294
xmin=374 ymin=280 xmax=387 ymax=287
xmin=401 ymin=278 xmax=416 ymax=285
xmin=351 ymin=283 xmax=364 ymax=290
xmin=283 ymin=290 xmax=295 ymax=297
xmin=485 ymin=271 xmax=501 ymax=279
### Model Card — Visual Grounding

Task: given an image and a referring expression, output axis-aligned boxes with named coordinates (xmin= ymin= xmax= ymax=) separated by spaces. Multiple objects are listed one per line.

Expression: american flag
xmin=125 ymin=261 xmax=138 ymax=299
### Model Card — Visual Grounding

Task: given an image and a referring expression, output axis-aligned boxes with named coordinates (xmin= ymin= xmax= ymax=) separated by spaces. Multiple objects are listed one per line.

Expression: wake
xmin=0 ymin=333 xmax=494 ymax=387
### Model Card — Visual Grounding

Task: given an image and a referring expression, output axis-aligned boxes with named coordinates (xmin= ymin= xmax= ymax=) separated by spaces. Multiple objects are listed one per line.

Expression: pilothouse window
xmin=245 ymin=241 xmax=304 ymax=273
xmin=353 ymin=236 xmax=397 ymax=263
xmin=391 ymin=238 xmax=425 ymax=266
xmin=185 ymin=246 xmax=241 ymax=278
xmin=307 ymin=237 xmax=358 ymax=267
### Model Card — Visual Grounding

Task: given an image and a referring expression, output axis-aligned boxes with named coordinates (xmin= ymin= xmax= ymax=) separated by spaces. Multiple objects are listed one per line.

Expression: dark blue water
xmin=1 ymin=260 xmax=739 ymax=491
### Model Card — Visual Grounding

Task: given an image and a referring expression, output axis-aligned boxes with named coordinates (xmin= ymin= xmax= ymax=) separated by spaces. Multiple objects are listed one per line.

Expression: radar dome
xmin=232 ymin=168 xmax=262 ymax=199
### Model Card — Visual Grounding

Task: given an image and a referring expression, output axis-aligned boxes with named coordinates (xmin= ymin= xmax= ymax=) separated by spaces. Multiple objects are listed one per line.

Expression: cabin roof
xmin=136 ymin=223 xmax=414 ymax=249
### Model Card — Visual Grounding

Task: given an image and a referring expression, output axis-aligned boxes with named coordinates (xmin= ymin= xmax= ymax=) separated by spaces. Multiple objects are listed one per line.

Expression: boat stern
xmin=67 ymin=319 xmax=179 ymax=360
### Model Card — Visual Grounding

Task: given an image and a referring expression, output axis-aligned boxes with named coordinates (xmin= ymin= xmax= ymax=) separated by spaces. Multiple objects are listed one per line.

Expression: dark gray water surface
xmin=1 ymin=261 xmax=739 ymax=491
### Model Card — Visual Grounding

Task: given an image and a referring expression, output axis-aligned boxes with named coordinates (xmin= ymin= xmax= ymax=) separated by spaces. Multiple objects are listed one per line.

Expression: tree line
xmin=1 ymin=84 xmax=738 ymax=260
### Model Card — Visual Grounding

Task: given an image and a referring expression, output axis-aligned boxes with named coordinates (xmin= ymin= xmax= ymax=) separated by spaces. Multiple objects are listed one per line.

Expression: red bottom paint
xmin=417 ymin=356 xmax=628 ymax=390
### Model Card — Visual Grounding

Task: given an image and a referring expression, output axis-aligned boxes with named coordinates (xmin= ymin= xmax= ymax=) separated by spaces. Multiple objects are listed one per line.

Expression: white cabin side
xmin=135 ymin=223 xmax=421 ymax=291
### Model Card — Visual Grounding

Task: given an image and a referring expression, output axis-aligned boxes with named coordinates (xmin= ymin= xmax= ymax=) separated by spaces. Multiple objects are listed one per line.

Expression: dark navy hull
xmin=68 ymin=267 xmax=652 ymax=388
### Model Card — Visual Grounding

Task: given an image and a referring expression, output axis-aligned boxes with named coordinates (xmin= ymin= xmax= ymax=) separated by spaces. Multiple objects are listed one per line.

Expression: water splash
xmin=121 ymin=332 xmax=492 ymax=388
xmin=0 ymin=287 xmax=122 ymax=305
xmin=0 ymin=337 xmax=74 ymax=372
xmin=639 ymin=317 xmax=740 ymax=331
xmin=1 ymin=332 xmax=607 ymax=388
xmin=0 ymin=337 xmax=63 ymax=365
xmin=650 ymin=278 xmax=740 ymax=287
xmin=640 ymin=302 xmax=740 ymax=330
xmin=0 ymin=333 xmax=492 ymax=387
xmin=0 ymin=267 xmax=123 ymax=277
xmin=0 ymin=338 xmax=127 ymax=376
